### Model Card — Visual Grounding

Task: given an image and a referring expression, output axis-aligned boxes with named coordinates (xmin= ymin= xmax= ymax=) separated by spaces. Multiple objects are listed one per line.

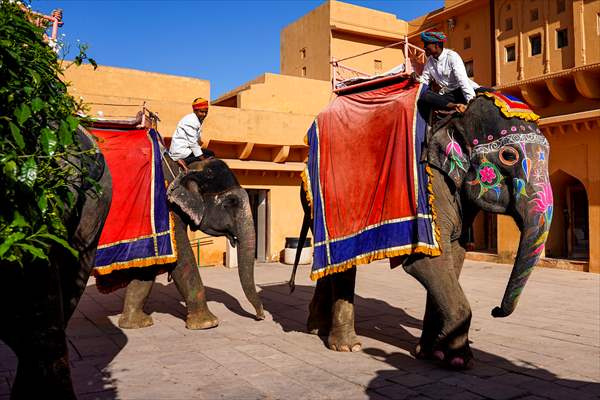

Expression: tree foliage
xmin=0 ymin=1 xmax=96 ymax=265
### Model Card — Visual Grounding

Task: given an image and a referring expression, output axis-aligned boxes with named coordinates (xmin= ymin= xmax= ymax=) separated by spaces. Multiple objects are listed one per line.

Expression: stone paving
xmin=1 ymin=260 xmax=599 ymax=399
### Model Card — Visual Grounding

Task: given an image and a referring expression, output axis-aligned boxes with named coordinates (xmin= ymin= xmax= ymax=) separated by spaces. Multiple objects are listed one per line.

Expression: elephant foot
xmin=327 ymin=324 xmax=361 ymax=352
xmin=442 ymin=344 xmax=474 ymax=370
xmin=186 ymin=311 xmax=219 ymax=330
xmin=118 ymin=310 xmax=154 ymax=329
xmin=255 ymin=306 xmax=266 ymax=321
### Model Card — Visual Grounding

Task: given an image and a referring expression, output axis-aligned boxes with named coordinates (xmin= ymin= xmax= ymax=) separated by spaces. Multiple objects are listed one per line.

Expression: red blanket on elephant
xmin=92 ymin=128 xmax=177 ymax=292
xmin=303 ymin=78 xmax=440 ymax=280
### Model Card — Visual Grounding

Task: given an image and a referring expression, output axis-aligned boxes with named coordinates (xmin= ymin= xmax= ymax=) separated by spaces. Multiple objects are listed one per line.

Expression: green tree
xmin=0 ymin=0 xmax=97 ymax=265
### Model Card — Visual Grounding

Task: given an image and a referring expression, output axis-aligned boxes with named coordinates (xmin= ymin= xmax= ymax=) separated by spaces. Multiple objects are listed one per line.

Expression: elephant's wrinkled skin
xmin=298 ymin=96 xmax=552 ymax=368
xmin=0 ymin=128 xmax=112 ymax=399
xmin=117 ymin=157 xmax=264 ymax=331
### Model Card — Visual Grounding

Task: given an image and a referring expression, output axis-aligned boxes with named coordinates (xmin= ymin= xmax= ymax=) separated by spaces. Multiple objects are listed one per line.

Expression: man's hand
xmin=430 ymin=80 xmax=442 ymax=93
xmin=446 ymin=103 xmax=467 ymax=114
xmin=454 ymin=104 xmax=467 ymax=113
xmin=177 ymin=159 xmax=189 ymax=172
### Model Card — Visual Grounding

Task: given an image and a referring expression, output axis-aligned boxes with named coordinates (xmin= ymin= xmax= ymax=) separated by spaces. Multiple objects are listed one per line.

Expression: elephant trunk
xmin=235 ymin=193 xmax=265 ymax=320
xmin=492 ymin=181 xmax=553 ymax=318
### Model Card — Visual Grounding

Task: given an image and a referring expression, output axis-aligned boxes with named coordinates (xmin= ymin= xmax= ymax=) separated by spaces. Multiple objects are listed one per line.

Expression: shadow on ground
xmin=63 ymin=284 xmax=128 ymax=400
xmin=259 ymin=282 xmax=600 ymax=400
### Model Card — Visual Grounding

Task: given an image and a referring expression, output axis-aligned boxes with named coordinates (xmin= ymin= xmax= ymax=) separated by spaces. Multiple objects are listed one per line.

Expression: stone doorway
xmin=546 ymin=170 xmax=589 ymax=260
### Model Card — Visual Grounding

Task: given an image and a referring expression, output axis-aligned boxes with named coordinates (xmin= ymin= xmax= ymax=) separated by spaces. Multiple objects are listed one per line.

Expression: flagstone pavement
xmin=1 ymin=260 xmax=599 ymax=399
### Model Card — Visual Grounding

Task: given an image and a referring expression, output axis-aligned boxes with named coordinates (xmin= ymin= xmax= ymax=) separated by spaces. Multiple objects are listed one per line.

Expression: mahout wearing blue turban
xmin=420 ymin=31 xmax=447 ymax=44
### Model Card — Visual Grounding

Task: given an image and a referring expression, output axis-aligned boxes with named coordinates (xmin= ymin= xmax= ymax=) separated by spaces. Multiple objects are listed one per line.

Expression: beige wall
xmin=203 ymin=106 xmax=315 ymax=147
xmin=65 ymin=64 xmax=210 ymax=136
xmin=495 ymin=0 xmax=577 ymax=85
xmin=331 ymin=31 xmax=405 ymax=77
xmin=64 ymin=61 xmax=320 ymax=267
xmin=408 ymin=2 xmax=493 ymax=86
xmin=213 ymin=73 xmax=332 ymax=116
xmin=579 ymin=0 xmax=600 ymax=65
xmin=280 ymin=1 xmax=331 ymax=81
xmin=329 ymin=0 xmax=407 ymax=39
xmin=281 ymin=0 xmax=408 ymax=81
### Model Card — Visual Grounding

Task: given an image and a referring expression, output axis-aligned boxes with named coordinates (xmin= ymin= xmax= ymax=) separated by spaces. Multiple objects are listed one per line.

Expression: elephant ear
xmin=167 ymin=172 xmax=205 ymax=227
xmin=427 ymin=122 xmax=470 ymax=188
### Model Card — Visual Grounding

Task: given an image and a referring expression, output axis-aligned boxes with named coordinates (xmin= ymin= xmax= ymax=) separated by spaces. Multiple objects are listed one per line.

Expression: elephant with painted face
xmin=295 ymin=95 xmax=552 ymax=368
xmin=117 ymin=156 xmax=264 ymax=330
xmin=0 ymin=128 xmax=112 ymax=399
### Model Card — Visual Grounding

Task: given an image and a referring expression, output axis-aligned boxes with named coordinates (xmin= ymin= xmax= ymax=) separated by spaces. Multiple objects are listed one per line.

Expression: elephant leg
xmin=451 ymin=240 xmax=466 ymax=277
xmin=307 ymin=276 xmax=333 ymax=335
xmin=171 ymin=214 xmax=219 ymax=330
xmin=416 ymin=240 xmax=467 ymax=360
xmin=119 ymin=279 xmax=155 ymax=329
xmin=327 ymin=267 xmax=361 ymax=352
xmin=414 ymin=293 xmax=443 ymax=360
xmin=404 ymin=239 xmax=472 ymax=368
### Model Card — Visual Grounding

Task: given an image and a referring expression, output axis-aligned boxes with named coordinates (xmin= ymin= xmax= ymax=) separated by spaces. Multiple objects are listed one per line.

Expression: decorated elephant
xmin=116 ymin=156 xmax=265 ymax=330
xmin=293 ymin=94 xmax=552 ymax=368
xmin=0 ymin=128 xmax=112 ymax=399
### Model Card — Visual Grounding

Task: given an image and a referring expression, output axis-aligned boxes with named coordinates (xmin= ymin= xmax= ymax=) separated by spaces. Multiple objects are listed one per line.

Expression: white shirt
xmin=418 ymin=48 xmax=479 ymax=102
xmin=169 ymin=113 xmax=203 ymax=160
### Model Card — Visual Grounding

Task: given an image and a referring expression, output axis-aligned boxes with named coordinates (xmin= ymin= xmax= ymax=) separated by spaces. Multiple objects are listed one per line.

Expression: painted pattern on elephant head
xmin=467 ymin=157 xmax=504 ymax=199
xmin=427 ymin=95 xmax=554 ymax=317
xmin=470 ymin=126 xmax=553 ymax=308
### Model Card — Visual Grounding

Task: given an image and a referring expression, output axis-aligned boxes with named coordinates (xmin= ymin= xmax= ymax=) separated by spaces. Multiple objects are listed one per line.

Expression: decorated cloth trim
xmin=93 ymin=128 xmax=177 ymax=283
xmin=305 ymin=81 xmax=441 ymax=281
xmin=480 ymin=91 xmax=540 ymax=122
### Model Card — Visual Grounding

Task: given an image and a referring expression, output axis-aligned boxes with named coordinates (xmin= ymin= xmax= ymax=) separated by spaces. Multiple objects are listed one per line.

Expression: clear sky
xmin=34 ymin=0 xmax=443 ymax=99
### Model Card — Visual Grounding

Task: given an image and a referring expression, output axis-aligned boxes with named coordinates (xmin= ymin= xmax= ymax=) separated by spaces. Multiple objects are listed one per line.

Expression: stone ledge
xmin=465 ymin=252 xmax=589 ymax=272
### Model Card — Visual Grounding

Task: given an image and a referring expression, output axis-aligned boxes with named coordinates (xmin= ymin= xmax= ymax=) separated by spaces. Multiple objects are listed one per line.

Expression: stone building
xmin=64 ymin=0 xmax=599 ymax=273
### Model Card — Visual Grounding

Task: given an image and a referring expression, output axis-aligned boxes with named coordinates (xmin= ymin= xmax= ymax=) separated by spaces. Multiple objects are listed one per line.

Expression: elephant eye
xmin=499 ymin=146 xmax=519 ymax=166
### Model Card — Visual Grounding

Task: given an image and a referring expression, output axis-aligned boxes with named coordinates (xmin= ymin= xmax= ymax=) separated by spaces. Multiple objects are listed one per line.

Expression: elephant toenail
xmin=433 ymin=350 xmax=445 ymax=360
xmin=450 ymin=357 xmax=465 ymax=368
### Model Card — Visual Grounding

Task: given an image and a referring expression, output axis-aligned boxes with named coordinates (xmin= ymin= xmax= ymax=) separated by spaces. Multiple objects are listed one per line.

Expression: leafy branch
xmin=0 ymin=0 xmax=99 ymax=266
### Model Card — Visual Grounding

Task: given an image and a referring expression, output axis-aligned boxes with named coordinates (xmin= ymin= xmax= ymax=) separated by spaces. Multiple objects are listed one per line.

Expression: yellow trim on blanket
xmin=309 ymin=243 xmax=441 ymax=281
xmin=301 ymin=167 xmax=313 ymax=215
xmin=93 ymin=254 xmax=178 ymax=276
xmin=97 ymin=230 xmax=171 ymax=249
xmin=309 ymin=164 xmax=442 ymax=281
xmin=425 ymin=164 xmax=442 ymax=253
xmin=480 ymin=92 xmax=540 ymax=122
xmin=93 ymin=212 xmax=178 ymax=276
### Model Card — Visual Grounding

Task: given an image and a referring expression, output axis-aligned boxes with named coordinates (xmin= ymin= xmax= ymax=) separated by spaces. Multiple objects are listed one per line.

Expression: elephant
xmin=292 ymin=95 xmax=552 ymax=368
xmin=0 ymin=127 xmax=112 ymax=399
xmin=116 ymin=156 xmax=265 ymax=330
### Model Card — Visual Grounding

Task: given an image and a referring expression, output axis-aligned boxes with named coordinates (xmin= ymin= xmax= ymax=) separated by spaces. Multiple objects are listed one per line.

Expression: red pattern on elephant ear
xmin=167 ymin=173 xmax=205 ymax=227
